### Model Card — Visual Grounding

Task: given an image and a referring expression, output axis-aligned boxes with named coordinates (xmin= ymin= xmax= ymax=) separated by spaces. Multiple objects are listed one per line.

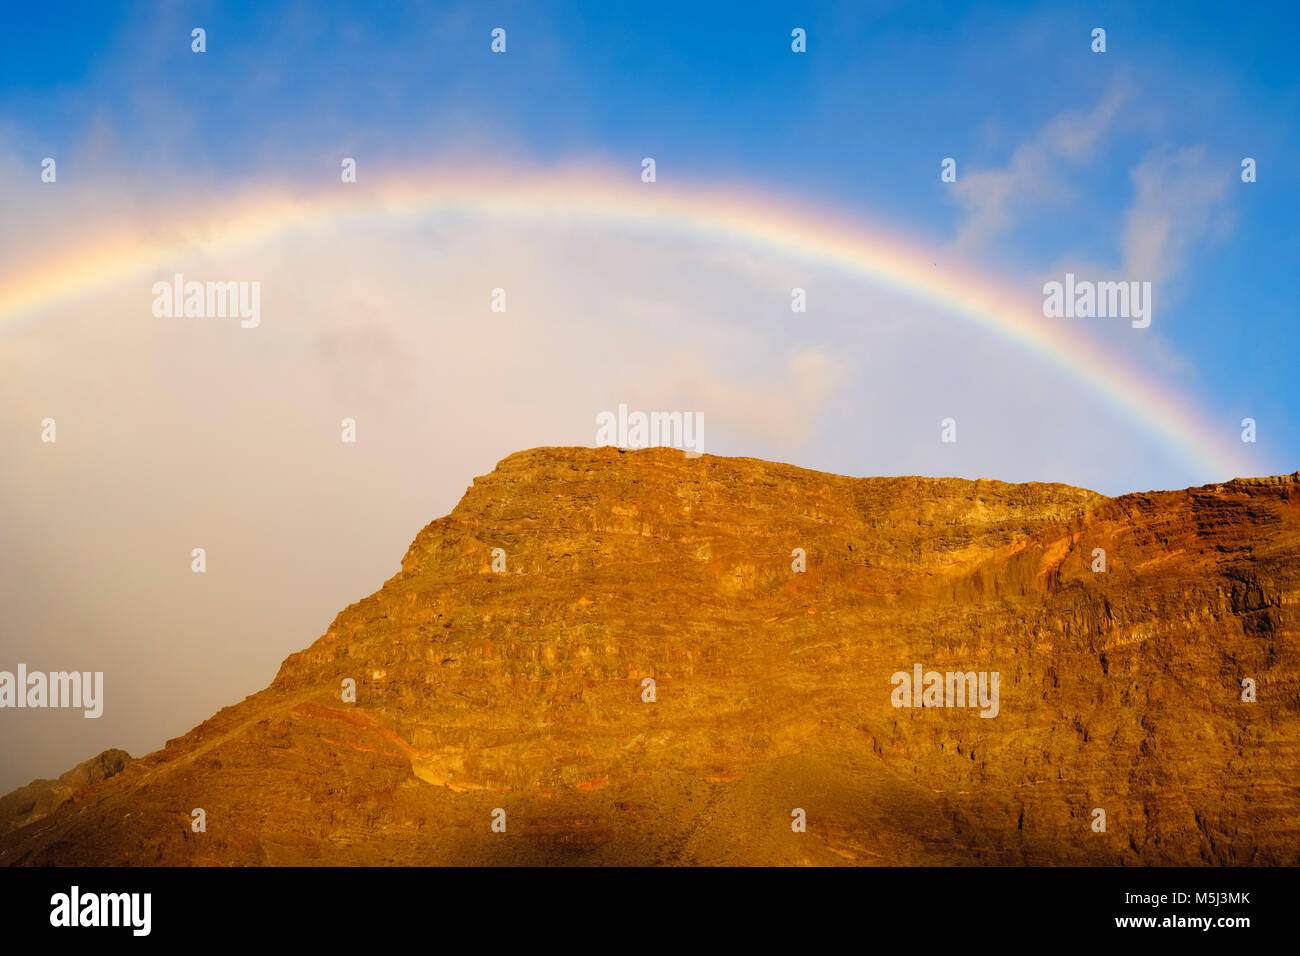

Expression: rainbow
xmin=0 ymin=164 xmax=1246 ymax=478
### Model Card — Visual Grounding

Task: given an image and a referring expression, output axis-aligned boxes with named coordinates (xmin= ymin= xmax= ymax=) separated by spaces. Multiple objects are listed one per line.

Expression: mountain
xmin=0 ymin=749 xmax=132 ymax=837
xmin=2 ymin=447 xmax=1297 ymax=865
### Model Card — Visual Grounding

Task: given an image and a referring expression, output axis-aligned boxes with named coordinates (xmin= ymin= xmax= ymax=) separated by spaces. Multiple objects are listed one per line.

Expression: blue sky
xmin=3 ymin=0 xmax=1296 ymax=470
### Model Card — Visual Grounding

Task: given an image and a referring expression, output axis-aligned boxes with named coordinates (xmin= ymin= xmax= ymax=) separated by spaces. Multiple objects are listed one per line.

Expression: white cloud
xmin=949 ymin=85 xmax=1130 ymax=250
xmin=1120 ymin=145 xmax=1232 ymax=284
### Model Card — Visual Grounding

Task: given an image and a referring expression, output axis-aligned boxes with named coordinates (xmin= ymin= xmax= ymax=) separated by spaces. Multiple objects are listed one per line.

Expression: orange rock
xmin=2 ymin=448 xmax=1297 ymax=866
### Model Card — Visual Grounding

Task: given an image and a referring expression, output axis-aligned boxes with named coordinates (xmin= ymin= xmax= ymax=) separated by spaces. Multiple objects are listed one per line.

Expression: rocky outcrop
xmin=1 ymin=448 xmax=1296 ymax=865
xmin=0 ymin=749 xmax=133 ymax=836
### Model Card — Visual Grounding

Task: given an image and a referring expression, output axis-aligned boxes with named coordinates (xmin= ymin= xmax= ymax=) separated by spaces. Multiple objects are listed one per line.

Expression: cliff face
xmin=2 ymin=447 xmax=1297 ymax=866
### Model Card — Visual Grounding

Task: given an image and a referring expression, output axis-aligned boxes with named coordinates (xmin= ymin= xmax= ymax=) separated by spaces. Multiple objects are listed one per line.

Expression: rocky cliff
xmin=0 ymin=749 xmax=133 ymax=836
xmin=2 ymin=447 xmax=1297 ymax=865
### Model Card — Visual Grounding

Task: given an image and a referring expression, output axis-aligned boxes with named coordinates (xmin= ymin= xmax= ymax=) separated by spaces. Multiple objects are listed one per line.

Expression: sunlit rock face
xmin=2 ymin=447 xmax=1297 ymax=866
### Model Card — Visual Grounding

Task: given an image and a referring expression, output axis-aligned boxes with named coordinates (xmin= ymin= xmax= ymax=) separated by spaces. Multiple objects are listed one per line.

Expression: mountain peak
xmin=2 ymin=449 xmax=1296 ymax=866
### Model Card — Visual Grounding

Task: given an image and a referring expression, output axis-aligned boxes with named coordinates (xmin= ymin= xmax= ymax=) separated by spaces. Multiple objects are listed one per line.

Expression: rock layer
xmin=2 ymin=447 xmax=1297 ymax=865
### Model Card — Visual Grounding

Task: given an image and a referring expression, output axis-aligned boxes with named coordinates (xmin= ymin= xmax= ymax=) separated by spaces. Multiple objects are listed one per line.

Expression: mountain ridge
xmin=3 ymin=446 xmax=1297 ymax=865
